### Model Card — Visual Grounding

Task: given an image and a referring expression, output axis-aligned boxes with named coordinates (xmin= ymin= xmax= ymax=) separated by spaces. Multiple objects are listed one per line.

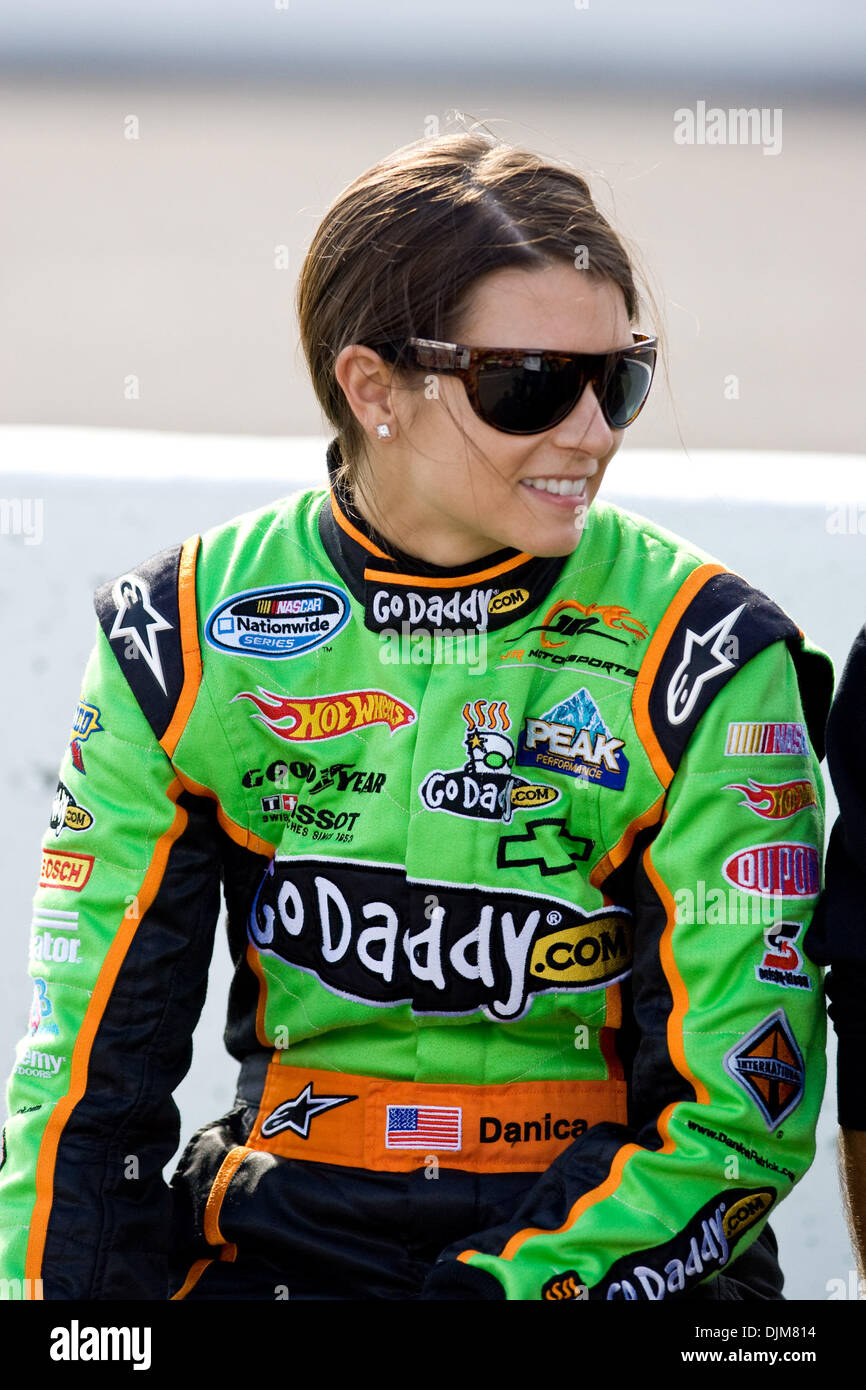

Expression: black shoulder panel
xmin=644 ymin=570 xmax=808 ymax=774
xmin=94 ymin=541 xmax=187 ymax=743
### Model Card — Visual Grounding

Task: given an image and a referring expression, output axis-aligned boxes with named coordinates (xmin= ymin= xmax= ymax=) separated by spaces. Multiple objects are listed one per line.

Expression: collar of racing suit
xmin=317 ymin=437 xmax=572 ymax=634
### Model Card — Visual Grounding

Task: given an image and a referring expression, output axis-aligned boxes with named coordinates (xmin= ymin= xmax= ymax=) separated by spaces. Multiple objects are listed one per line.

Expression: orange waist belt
xmin=245 ymin=1061 xmax=628 ymax=1174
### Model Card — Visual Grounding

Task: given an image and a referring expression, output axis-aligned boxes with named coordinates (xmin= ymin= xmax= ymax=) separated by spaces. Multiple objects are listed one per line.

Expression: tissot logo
xmin=247 ymin=856 xmax=632 ymax=1022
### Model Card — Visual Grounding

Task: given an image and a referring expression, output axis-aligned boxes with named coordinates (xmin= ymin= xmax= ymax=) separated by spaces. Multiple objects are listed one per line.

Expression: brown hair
xmin=296 ymin=131 xmax=653 ymax=499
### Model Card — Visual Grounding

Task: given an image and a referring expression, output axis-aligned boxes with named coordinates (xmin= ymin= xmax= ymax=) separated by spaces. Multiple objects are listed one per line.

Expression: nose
xmin=550 ymin=382 xmax=618 ymax=457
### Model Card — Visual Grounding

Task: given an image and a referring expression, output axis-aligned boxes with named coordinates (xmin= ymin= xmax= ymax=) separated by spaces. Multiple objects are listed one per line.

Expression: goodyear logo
xmin=529 ymin=915 xmax=633 ymax=987
xmin=488 ymin=588 xmax=529 ymax=617
xmin=721 ymin=1189 xmax=774 ymax=1243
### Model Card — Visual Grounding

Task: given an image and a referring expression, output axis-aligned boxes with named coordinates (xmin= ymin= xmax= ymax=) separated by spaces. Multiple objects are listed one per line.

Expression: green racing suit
xmin=0 ymin=441 xmax=833 ymax=1300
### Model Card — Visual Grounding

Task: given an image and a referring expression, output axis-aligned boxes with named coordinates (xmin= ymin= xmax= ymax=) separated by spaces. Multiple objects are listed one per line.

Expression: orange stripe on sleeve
xmin=498 ymin=1141 xmax=643 ymax=1262
xmin=631 ymin=563 xmax=725 ymax=789
xmin=161 ymin=535 xmax=204 ymax=760
xmin=642 ymin=834 xmax=710 ymax=1107
xmin=25 ymin=777 xmax=190 ymax=1286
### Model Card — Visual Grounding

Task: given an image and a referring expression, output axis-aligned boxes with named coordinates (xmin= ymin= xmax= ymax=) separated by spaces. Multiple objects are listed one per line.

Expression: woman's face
xmin=339 ymin=263 xmax=635 ymax=565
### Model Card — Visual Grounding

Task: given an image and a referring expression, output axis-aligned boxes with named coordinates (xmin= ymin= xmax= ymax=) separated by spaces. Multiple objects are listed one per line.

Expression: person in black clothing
xmin=806 ymin=624 xmax=866 ymax=1277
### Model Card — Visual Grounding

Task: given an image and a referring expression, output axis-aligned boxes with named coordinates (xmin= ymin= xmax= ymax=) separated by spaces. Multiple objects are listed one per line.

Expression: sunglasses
xmin=376 ymin=332 xmax=657 ymax=435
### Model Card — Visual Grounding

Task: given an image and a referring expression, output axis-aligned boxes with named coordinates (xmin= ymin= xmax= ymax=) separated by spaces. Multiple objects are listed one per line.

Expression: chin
xmin=508 ymin=520 xmax=585 ymax=559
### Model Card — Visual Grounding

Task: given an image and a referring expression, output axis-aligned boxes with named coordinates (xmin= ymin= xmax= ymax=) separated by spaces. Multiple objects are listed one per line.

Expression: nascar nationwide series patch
xmin=205 ymin=583 xmax=351 ymax=659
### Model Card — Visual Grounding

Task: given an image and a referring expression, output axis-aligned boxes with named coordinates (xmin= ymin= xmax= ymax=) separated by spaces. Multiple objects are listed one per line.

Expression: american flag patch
xmin=385 ymin=1105 xmax=462 ymax=1151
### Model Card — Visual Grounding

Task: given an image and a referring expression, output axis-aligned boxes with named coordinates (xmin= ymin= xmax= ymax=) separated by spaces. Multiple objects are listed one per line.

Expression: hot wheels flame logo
xmin=725 ymin=778 xmax=817 ymax=821
xmin=233 ymin=687 xmax=416 ymax=742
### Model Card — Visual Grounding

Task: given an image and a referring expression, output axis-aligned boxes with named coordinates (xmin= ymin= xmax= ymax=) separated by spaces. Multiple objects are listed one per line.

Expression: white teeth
xmin=524 ymin=477 xmax=587 ymax=496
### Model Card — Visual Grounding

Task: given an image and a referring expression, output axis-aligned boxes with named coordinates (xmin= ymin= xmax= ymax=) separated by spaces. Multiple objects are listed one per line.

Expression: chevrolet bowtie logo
xmin=260 ymin=1082 xmax=357 ymax=1140
xmin=497 ymin=818 xmax=594 ymax=876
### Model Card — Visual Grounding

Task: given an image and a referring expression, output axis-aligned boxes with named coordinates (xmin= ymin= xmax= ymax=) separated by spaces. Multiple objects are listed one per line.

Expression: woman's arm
xmin=0 ymin=616 xmax=224 ymax=1300
xmin=424 ymin=639 xmax=828 ymax=1300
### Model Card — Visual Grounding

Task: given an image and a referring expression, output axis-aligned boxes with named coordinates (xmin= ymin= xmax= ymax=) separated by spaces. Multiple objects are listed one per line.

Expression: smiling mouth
xmin=520 ymin=476 xmax=589 ymax=497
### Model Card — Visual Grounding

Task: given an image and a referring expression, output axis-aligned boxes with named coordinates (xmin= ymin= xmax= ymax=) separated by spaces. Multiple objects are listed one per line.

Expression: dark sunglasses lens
xmin=602 ymin=350 xmax=656 ymax=429
xmin=475 ymin=359 xmax=584 ymax=435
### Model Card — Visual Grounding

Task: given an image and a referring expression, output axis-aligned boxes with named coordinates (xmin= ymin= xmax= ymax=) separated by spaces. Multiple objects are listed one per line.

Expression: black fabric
xmin=644 ymin=571 xmax=820 ymax=777
xmin=43 ymin=792 xmax=224 ymax=1299
xmin=168 ymin=1105 xmax=536 ymax=1301
xmin=93 ymin=541 xmax=190 ymax=743
xmin=804 ymin=624 xmax=866 ymax=1127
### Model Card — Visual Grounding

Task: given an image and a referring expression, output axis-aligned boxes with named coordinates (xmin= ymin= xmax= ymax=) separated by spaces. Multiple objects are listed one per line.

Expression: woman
xmin=0 ymin=133 xmax=832 ymax=1301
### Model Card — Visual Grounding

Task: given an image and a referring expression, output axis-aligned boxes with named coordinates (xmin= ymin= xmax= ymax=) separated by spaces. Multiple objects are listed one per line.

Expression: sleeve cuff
xmin=422 ymin=1260 xmax=506 ymax=1300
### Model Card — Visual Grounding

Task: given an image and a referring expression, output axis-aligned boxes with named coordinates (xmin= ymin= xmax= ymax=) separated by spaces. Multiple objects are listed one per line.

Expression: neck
xmin=351 ymin=472 xmax=517 ymax=569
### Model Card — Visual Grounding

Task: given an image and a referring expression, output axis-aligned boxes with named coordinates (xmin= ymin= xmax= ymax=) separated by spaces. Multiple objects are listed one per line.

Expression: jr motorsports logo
xmin=248 ymin=857 xmax=633 ymax=1022
xmin=517 ymin=688 xmax=628 ymax=790
xmin=506 ymin=597 xmax=648 ymax=650
xmin=418 ymin=699 xmax=559 ymax=825
xmin=206 ymin=583 xmax=350 ymax=658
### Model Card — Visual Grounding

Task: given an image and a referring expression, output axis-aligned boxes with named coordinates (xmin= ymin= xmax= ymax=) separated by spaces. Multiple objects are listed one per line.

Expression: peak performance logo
xmin=248 ymin=857 xmax=632 ymax=1021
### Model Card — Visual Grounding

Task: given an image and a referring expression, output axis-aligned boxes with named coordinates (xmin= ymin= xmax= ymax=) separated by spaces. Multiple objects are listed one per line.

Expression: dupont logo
xmin=722 ymin=843 xmax=819 ymax=899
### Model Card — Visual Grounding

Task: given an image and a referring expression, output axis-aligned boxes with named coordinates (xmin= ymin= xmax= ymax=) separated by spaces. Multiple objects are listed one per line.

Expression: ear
xmin=334 ymin=344 xmax=395 ymax=433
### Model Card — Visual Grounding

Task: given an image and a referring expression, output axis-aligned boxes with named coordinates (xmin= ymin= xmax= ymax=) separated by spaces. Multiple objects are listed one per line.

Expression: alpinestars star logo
xmin=666 ymin=604 xmax=744 ymax=726
xmin=108 ymin=572 xmax=173 ymax=694
xmin=260 ymin=1082 xmax=357 ymax=1139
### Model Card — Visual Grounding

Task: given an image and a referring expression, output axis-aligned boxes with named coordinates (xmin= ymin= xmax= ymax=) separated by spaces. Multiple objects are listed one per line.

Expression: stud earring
xmin=376 ymin=424 xmax=391 ymax=439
